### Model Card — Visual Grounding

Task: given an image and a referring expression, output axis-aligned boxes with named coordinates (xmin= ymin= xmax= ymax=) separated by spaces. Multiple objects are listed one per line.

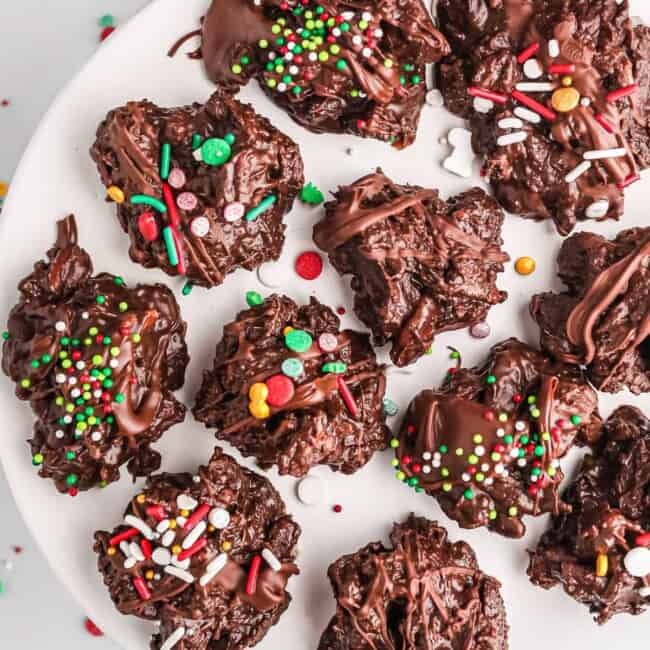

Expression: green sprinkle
xmin=99 ymin=14 xmax=114 ymax=28
xmin=182 ymin=282 xmax=193 ymax=296
xmin=464 ymin=489 xmax=474 ymax=499
xmin=118 ymin=302 xmax=128 ymax=312
xmin=20 ymin=379 xmax=30 ymax=388
xmin=534 ymin=445 xmax=545 ymax=457
xmin=96 ymin=295 xmax=106 ymax=305
xmin=407 ymin=477 xmax=418 ymax=487
xmin=246 ymin=291 xmax=263 ymax=307
xmin=300 ymin=182 xmax=325 ymax=205
xmin=41 ymin=354 xmax=52 ymax=363
xmin=159 ymin=142 xmax=171 ymax=180
xmin=390 ymin=438 xmax=399 ymax=449
xmin=131 ymin=194 xmax=167 ymax=214
xmin=32 ymin=453 xmax=44 ymax=466
xmin=2 ymin=331 xmax=9 ymax=340
xmin=245 ymin=195 xmax=277 ymax=221
xmin=192 ymin=134 xmax=202 ymax=151
xmin=66 ymin=474 xmax=78 ymax=486
xmin=571 ymin=414 xmax=582 ymax=425
xmin=322 ymin=361 xmax=347 ymax=374
xmin=527 ymin=395 xmax=536 ymax=404
xmin=114 ymin=276 xmax=124 ymax=286
xmin=163 ymin=227 xmax=179 ymax=266
xmin=486 ymin=374 xmax=496 ymax=385
xmin=224 ymin=133 xmax=236 ymax=145
xmin=66 ymin=451 xmax=75 ymax=460
xmin=114 ymin=393 xmax=125 ymax=404
xmin=30 ymin=360 xmax=40 ymax=369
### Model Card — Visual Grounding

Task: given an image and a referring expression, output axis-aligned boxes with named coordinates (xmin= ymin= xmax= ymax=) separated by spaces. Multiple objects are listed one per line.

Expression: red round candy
xmin=295 ymin=251 xmax=323 ymax=280
xmin=100 ymin=26 xmax=115 ymax=42
xmin=138 ymin=211 xmax=159 ymax=242
xmin=265 ymin=375 xmax=295 ymax=407
xmin=85 ymin=618 xmax=104 ymax=637
xmin=333 ymin=504 xmax=343 ymax=513
xmin=69 ymin=487 xmax=78 ymax=497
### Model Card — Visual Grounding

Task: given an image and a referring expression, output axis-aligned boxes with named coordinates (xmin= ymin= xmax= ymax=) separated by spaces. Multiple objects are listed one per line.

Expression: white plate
xmin=1 ymin=0 xmax=649 ymax=647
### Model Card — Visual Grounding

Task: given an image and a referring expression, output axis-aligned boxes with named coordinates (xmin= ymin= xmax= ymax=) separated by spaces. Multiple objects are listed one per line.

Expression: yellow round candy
xmin=145 ymin=570 xmax=155 ymax=580
xmin=561 ymin=75 xmax=573 ymax=87
xmin=221 ymin=540 xmax=232 ymax=552
xmin=596 ymin=553 xmax=608 ymax=577
xmin=172 ymin=545 xmax=182 ymax=556
xmin=168 ymin=519 xmax=177 ymax=529
xmin=107 ymin=185 xmax=125 ymax=203
xmin=136 ymin=494 xmax=146 ymax=503
xmin=515 ymin=256 xmax=536 ymax=276
xmin=283 ymin=326 xmax=294 ymax=336
xmin=249 ymin=382 xmax=269 ymax=403
xmin=107 ymin=547 xmax=116 ymax=556
xmin=180 ymin=509 xmax=189 ymax=517
xmin=551 ymin=86 xmax=580 ymax=113
xmin=249 ymin=400 xmax=271 ymax=419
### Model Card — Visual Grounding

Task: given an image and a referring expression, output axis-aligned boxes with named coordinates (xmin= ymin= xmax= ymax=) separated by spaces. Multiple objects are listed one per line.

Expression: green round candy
xmin=382 ymin=398 xmax=399 ymax=417
xmin=32 ymin=453 xmax=44 ymax=466
xmin=66 ymin=474 xmax=78 ymax=486
xmin=99 ymin=14 xmax=114 ymax=27
xmin=224 ymin=133 xmax=236 ymax=145
xmin=246 ymin=291 xmax=263 ymax=307
xmin=285 ymin=329 xmax=312 ymax=353
xmin=201 ymin=138 xmax=232 ymax=166
xmin=282 ymin=358 xmax=304 ymax=378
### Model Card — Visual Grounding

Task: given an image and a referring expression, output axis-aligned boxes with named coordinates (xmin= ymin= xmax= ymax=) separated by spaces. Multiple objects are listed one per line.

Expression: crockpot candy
xmin=392 ymin=338 xmax=601 ymax=538
xmin=531 ymin=227 xmax=650 ymax=394
xmin=437 ymin=0 xmax=650 ymax=235
xmin=90 ymin=87 xmax=304 ymax=287
xmin=197 ymin=0 xmax=450 ymax=148
xmin=1 ymin=215 xmax=188 ymax=494
xmin=318 ymin=515 xmax=509 ymax=649
xmin=94 ymin=447 xmax=301 ymax=649
xmin=194 ymin=294 xmax=389 ymax=476
xmin=529 ymin=406 xmax=650 ymax=624
xmin=313 ymin=170 xmax=509 ymax=367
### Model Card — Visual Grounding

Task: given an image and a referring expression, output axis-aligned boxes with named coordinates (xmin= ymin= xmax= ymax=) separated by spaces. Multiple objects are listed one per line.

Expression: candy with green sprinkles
xmin=285 ymin=329 xmax=312 ymax=353
xmin=246 ymin=291 xmax=263 ymax=307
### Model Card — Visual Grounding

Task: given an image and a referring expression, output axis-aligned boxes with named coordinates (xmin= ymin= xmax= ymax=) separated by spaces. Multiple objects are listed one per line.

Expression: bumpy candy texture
xmin=438 ymin=0 xmax=650 ymax=235
xmin=94 ymin=447 xmax=301 ymax=649
xmin=199 ymin=0 xmax=450 ymax=148
xmin=529 ymin=406 xmax=650 ymax=624
xmin=394 ymin=339 xmax=601 ymax=538
xmin=1 ymin=216 xmax=189 ymax=494
xmin=313 ymin=170 xmax=509 ymax=367
xmin=318 ymin=515 xmax=509 ymax=649
xmin=194 ymin=294 xmax=389 ymax=477
xmin=91 ymin=88 xmax=304 ymax=287
xmin=531 ymin=228 xmax=650 ymax=394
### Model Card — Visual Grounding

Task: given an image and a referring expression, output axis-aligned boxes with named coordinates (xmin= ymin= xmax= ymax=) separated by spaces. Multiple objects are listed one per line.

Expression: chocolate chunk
xmin=193 ymin=294 xmax=388 ymax=476
xmin=2 ymin=216 xmax=189 ymax=493
xmin=318 ymin=515 xmax=509 ymax=649
xmin=528 ymin=406 xmax=650 ymax=624
xmin=198 ymin=0 xmax=450 ymax=148
xmin=313 ymin=170 xmax=509 ymax=367
xmin=393 ymin=339 xmax=601 ymax=538
xmin=531 ymin=228 xmax=650 ymax=394
xmin=94 ymin=447 xmax=300 ymax=649
xmin=90 ymin=88 xmax=304 ymax=287
xmin=437 ymin=0 xmax=650 ymax=235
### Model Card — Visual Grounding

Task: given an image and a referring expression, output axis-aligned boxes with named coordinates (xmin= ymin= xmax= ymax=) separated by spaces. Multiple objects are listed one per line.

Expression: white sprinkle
xmin=124 ymin=557 xmax=137 ymax=569
xmin=297 ymin=475 xmax=325 ymax=505
xmin=530 ymin=474 xmax=538 ymax=483
xmin=192 ymin=148 xmax=203 ymax=162
xmin=362 ymin=11 xmax=372 ymax=21
xmin=109 ymin=359 xmax=119 ymax=368
xmin=497 ymin=131 xmax=528 ymax=146
xmin=514 ymin=106 xmax=542 ymax=124
xmin=564 ymin=160 xmax=592 ymax=183
xmin=473 ymin=97 xmax=494 ymax=113
xmin=165 ymin=565 xmax=195 ymax=584
xmin=206 ymin=553 xmax=229 ymax=575
xmin=91 ymin=432 xmax=102 ymax=442
xmin=551 ymin=459 xmax=561 ymax=468
xmin=502 ymin=469 xmax=509 ymax=478
xmin=495 ymin=464 xmax=504 ymax=474
xmin=262 ymin=548 xmax=282 ymax=572
xmin=580 ymin=97 xmax=591 ymax=107
xmin=68 ymin=377 xmax=77 ymax=385
xmin=475 ymin=446 xmax=485 ymax=456
xmin=70 ymin=388 xmax=81 ymax=398
xmin=426 ymin=89 xmax=444 ymax=107
xmin=63 ymin=415 xmax=72 ymax=424
xmin=182 ymin=521 xmax=206 ymax=549
xmin=76 ymin=361 xmax=85 ymax=370
xmin=586 ymin=198 xmax=610 ymax=219
xmin=152 ymin=547 xmax=172 ymax=566
xmin=289 ymin=65 xmax=299 ymax=75
xmin=129 ymin=542 xmax=145 ymax=562
xmin=171 ymin=556 xmax=190 ymax=570
xmin=510 ymin=448 xmax=520 ymax=458
xmin=55 ymin=321 xmax=66 ymax=332
xmin=175 ymin=516 xmax=187 ymax=527
xmin=332 ymin=27 xmax=341 ymax=37
xmin=81 ymin=312 xmax=89 ymax=320
xmin=496 ymin=428 xmax=505 ymax=437
xmin=362 ymin=47 xmax=372 ymax=58
xmin=548 ymin=39 xmax=560 ymax=57
xmin=192 ymin=476 xmax=201 ymax=484
xmin=432 ymin=459 xmax=441 ymax=468
xmin=583 ymin=148 xmax=627 ymax=160
xmin=124 ymin=515 xmax=154 ymax=540
xmin=423 ymin=464 xmax=432 ymax=473
xmin=516 ymin=82 xmax=556 ymax=92
xmin=374 ymin=28 xmax=383 ymax=38
xmin=352 ymin=35 xmax=362 ymax=46
xmin=119 ymin=541 xmax=131 ymax=558
xmin=268 ymin=52 xmax=276 ymax=61
xmin=523 ymin=59 xmax=543 ymax=79
xmin=161 ymin=530 xmax=176 ymax=547
xmin=160 ymin=626 xmax=186 ymax=650
xmin=208 ymin=508 xmax=230 ymax=530
xmin=462 ymin=473 xmax=471 ymax=482
xmin=514 ymin=421 xmax=526 ymax=432
xmin=55 ymin=430 xmax=65 ymax=439
xmin=277 ymin=83 xmax=287 ymax=92
xmin=93 ymin=390 xmax=102 ymax=398
xmin=481 ymin=463 xmax=489 ymax=472
xmin=517 ymin=458 xmax=527 ymax=467
xmin=484 ymin=477 xmax=494 ymax=486
xmin=443 ymin=127 xmax=475 ymax=178
xmin=56 ymin=374 xmax=65 ymax=383
xmin=498 ymin=117 xmax=523 ymax=130
xmin=176 ymin=494 xmax=198 ymax=511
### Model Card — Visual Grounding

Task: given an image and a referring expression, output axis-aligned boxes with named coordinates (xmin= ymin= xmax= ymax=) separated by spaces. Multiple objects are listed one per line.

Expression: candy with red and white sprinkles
xmin=94 ymin=447 xmax=300 ymax=649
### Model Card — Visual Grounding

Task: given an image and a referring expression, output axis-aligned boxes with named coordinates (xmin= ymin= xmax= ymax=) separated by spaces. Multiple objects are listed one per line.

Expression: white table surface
xmin=0 ymin=4 xmax=147 ymax=646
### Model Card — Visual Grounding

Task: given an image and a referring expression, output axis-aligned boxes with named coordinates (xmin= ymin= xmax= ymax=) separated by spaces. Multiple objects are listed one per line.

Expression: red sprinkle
xmin=266 ymin=374 xmax=295 ymax=407
xmin=12 ymin=546 xmax=23 ymax=554
xmin=337 ymin=375 xmax=359 ymax=417
xmin=69 ymin=488 xmax=79 ymax=497
xmin=512 ymin=394 xmax=522 ymax=404
xmin=337 ymin=306 xmax=346 ymax=315
xmin=528 ymin=485 xmax=538 ymax=496
xmin=100 ymin=26 xmax=115 ymax=42
xmin=84 ymin=618 xmax=104 ymax=637
xmin=177 ymin=537 xmax=208 ymax=561
xmin=171 ymin=227 xmax=187 ymax=274
xmin=606 ymin=83 xmax=639 ymax=104
xmin=140 ymin=539 xmax=152 ymax=560
xmin=517 ymin=42 xmax=540 ymax=64
xmin=548 ymin=63 xmax=575 ymax=74
xmin=162 ymin=183 xmax=181 ymax=229
xmin=356 ymin=120 xmax=367 ymax=129
xmin=109 ymin=527 xmax=139 ymax=547
xmin=133 ymin=577 xmax=151 ymax=601
xmin=246 ymin=555 xmax=262 ymax=595
xmin=146 ymin=505 xmax=166 ymax=521
xmin=407 ymin=425 xmax=415 ymax=434
xmin=137 ymin=211 xmax=159 ymax=242
xmin=468 ymin=86 xmax=508 ymax=104
xmin=483 ymin=411 xmax=495 ymax=421
xmin=618 ymin=173 xmax=640 ymax=190
xmin=511 ymin=90 xmax=557 ymax=122
xmin=594 ymin=113 xmax=615 ymax=134
xmin=333 ymin=504 xmax=343 ymax=513
xmin=411 ymin=463 xmax=422 ymax=473
xmin=183 ymin=503 xmax=210 ymax=531
xmin=635 ymin=532 xmax=650 ymax=547
xmin=1 ymin=99 xmax=10 ymax=107
xmin=295 ymin=251 xmax=323 ymax=280
xmin=402 ymin=455 xmax=412 ymax=466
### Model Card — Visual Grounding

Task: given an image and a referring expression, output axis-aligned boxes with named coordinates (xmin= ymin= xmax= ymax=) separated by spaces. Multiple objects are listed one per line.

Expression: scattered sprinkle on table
xmin=515 ymin=256 xmax=536 ymax=275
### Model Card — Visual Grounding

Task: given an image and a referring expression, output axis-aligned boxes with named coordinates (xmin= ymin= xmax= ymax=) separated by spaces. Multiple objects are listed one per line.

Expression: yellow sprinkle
xmin=136 ymin=494 xmax=146 ymax=503
xmin=180 ymin=509 xmax=189 ymax=518
xmin=561 ymin=75 xmax=573 ymax=87
xmin=0 ymin=181 xmax=7 ymax=198
xmin=145 ymin=570 xmax=155 ymax=580
xmin=107 ymin=547 xmax=116 ymax=556
xmin=249 ymin=382 xmax=269 ymax=403
xmin=221 ymin=541 xmax=232 ymax=552
xmin=596 ymin=553 xmax=608 ymax=577
xmin=107 ymin=185 xmax=125 ymax=204
xmin=168 ymin=519 xmax=177 ymax=529
xmin=249 ymin=400 xmax=270 ymax=419
xmin=208 ymin=525 xmax=216 ymax=533
xmin=283 ymin=326 xmax=294 ymax=336
xmin=172 ymin=545 xmax=182 ymax=556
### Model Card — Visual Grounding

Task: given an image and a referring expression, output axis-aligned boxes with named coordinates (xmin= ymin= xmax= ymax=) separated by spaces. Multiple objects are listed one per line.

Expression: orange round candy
xmin=515 ymin=256 xmax=536 ymax=275
xmin=552 ymin=87 xmax=580 ymax=113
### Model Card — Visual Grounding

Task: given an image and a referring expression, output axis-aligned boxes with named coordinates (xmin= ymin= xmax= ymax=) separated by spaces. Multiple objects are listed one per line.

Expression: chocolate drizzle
xmin=313 ymin=170 xmax=509 ymax=367
xmin=394 ymin=339 xmax=601 ymax=538
xmin=319 ymin=515 xmax=509 ymax=649
xmin=1 ymin=215 xmax=189 ymax=493
xmin=95 ymin=447 xmax=301 ymax=649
